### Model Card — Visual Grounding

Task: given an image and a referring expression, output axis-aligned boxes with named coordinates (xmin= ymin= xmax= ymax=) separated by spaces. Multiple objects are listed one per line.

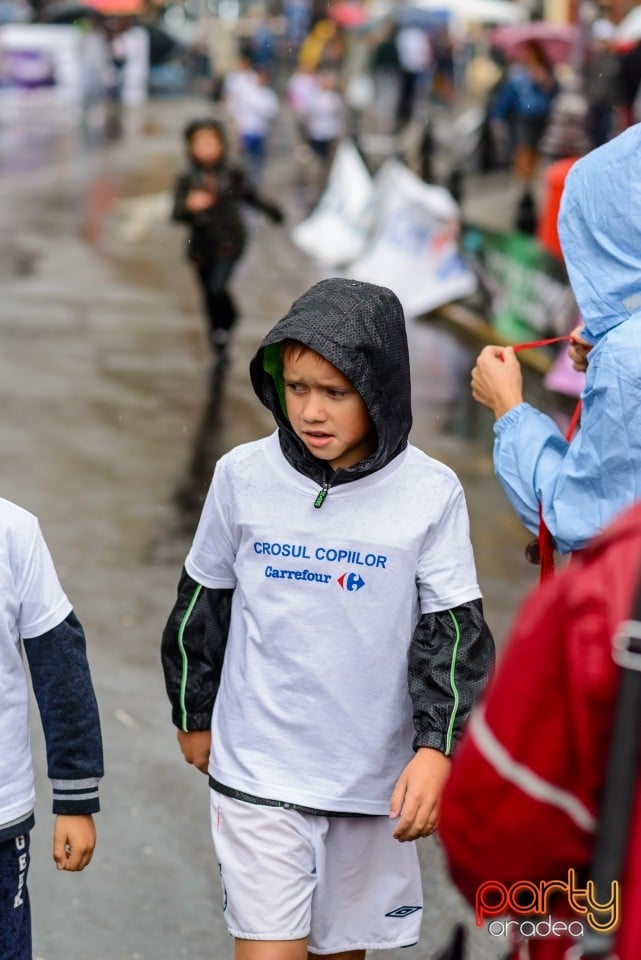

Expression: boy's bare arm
xmin=177 ymin=729 xmax=211 ymax=775
xmin=53 ymin=814 xmax=96 ymax=871
xmin=389 ymin=748 xmax=451 ymax=842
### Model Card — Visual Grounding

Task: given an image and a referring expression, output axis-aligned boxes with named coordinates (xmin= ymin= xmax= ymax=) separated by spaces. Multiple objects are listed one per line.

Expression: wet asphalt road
xmin=0 ymin=93 xmax=549 ymax=959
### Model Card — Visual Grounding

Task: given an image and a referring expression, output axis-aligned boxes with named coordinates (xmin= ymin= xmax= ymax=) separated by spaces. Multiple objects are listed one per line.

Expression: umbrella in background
xmin=43 ymin=0 xmax=103 ymax=21
xmin=328 ymin=2 xmax=370 ymax=28
xmin=408 ymin=0 xmax=527 ymax=25
xmin=86 ymin=0 xmax=143 ymax=13
xmin=44 ymin=0 xmax=143 ymax=15
xmin=391 ymin=6 xmax=449 ymax=28
xmin=490 ymin=21 xmax=580 ymax=63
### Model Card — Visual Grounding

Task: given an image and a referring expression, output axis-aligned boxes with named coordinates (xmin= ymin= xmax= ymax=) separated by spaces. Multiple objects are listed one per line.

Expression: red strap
xmin=512 ymin=335 xmax=581 ymax=581
xmin=513 ymin=335 xmax=573 ymax=353
xmin=538 ymin=400 xmax=582 ymax=581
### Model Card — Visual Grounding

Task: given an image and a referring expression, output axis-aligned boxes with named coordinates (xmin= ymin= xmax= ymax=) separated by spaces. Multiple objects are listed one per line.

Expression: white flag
xmin=344 ymin=159 xmax=477 ymax=319
xmin=290 ymin=139 xmax=375 ymax=267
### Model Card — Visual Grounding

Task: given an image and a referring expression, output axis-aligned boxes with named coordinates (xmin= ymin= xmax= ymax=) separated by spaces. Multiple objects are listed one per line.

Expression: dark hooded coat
xmin=161 ymin=278 xmax=494 ymax=812
xmin=171 ymin=118 xmax=283 ymax=263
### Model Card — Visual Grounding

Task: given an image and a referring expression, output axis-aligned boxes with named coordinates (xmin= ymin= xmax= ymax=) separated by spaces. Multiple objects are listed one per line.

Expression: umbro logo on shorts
xmin=385 ymin=905 xmax=422 ymax=918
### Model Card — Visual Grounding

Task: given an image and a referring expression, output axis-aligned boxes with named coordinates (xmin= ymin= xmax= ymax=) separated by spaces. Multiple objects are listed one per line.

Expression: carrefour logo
xmin=263 ymin=565 xmax=366 ymax=591
xmin=337 ymin=572 xmax=365 ymax=591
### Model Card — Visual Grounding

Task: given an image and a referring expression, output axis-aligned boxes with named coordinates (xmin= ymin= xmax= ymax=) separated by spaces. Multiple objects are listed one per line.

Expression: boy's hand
xmin=177 ymin=728 xmax=211 ymax=774
xmin=390 ymin=748 xmax=451 ymax=842
xmin=53 ymin=814 xmax=96 ymax=871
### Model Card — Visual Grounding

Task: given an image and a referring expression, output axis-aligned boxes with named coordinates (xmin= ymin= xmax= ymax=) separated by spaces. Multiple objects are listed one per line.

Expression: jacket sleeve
xmin=171 ymin=173 xmax=195 ymax=224
xmin=230 ymin=166 xmax=284 ymax=222
xmin=161 ymin=567 xmax=232 ymax=732
xmin=24 ymin=611 xmax=103 ymax=815
xmin=408 ymin=598 xmax=495 ymax=756
xmin=494 ymin=334 xmax=641 ymax=553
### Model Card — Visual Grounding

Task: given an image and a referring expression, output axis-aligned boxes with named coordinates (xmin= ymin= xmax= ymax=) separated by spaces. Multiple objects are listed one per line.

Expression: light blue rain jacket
xmin=493 ymin=123 xmax=641 ymax=554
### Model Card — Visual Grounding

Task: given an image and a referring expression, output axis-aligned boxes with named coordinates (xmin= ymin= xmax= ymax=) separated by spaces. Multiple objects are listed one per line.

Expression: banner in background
xmin=345 ymin=159 xmax=477 ymax=319
xmin=290 ymin=139 xmax=375 ymax=267
xmin=0 ymin=25 xmax=83 ymax=99
xmin=0 ymin=25 xmax=149 ymax=105
xmin=461 ymin=225 xmax=576 ymax=342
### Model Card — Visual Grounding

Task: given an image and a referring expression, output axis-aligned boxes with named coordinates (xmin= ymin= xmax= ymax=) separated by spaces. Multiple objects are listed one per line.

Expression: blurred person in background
xmin=171 ymin=118 xmax=284 ymax=367
xmin=584 ymin=17 xmax=621 ymax=148
xmin=489 ymin=40 xmax=559 ymax=232
xmin=369 ymin=23 xmax=401 ymax=133
xmin=286 ymin=61 xmax=319 ymax=181
xmin=299 ymin=67 xmax=346 ymax=197
xmin=244 ymin=6 xmax=276 ymax=81
xmin=395 ymin=22 xmax=432 ymax=128
xmin=617 ymin=36 xmax=641 ymax=129
xmin=224 ymin=57 xmax=279 ymax=186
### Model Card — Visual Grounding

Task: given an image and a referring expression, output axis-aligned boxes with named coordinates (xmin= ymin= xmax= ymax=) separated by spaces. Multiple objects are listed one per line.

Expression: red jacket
xmin=439 ymin=500 xmax=641 ymax=959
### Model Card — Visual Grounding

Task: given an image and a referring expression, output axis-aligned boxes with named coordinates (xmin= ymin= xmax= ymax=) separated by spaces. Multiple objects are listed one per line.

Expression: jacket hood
xmin=183 ymin=117 xmax=228 ymax=170
xmin=558 ymin=123 xmax=641 ymax=342
xmin=249 ymin=277 xmax=412 ymax=484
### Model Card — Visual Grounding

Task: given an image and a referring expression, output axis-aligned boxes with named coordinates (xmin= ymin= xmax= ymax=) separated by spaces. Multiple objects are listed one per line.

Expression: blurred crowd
xmin=3 ymin=0 xmax=641 ymax=226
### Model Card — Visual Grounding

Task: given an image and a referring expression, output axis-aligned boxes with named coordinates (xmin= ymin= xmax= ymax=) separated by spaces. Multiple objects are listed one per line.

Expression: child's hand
xmin=185 ymin=189 xmax=214 ymax=212
xmin=177 ymin=728 xmax=211 ymax=774
xmin=389 ymin=748 xmax=451 ymax=842
xmin=53 ymin=814 xmax=96 ymax=871
xmin=568 ymin=324 xmax=592 ymax=373
xmin=471 ymin=345 xmax=524 ymax=419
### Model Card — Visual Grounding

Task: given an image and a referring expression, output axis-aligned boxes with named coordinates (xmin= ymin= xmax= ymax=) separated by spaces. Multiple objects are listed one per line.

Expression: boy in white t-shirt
xmin=161 ymin=277 xmax=494 ymax=960
xmin=0 ymin=499 xmax=103 ymax=960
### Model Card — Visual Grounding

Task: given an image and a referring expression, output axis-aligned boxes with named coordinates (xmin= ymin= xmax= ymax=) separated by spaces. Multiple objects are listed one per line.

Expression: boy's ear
xmin=262 ymin=344 xmax=289 ymax=418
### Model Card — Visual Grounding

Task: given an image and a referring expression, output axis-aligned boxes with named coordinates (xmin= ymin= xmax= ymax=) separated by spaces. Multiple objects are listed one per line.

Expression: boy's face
xmin=283 ymin=348 xmax=375 ymax=471
xmin=189 ymin=129 xmax=224 ymax=166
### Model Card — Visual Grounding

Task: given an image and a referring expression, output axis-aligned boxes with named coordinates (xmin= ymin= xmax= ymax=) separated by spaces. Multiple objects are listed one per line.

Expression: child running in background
xmin=0 ymin=498 xmax=103 ymax=960
xmin=171 ymin=117 xmax=284 ymax=366
xmin=161 ymin=277 xmax=494 ymax=959
xmin=223 ymin=56 xmax=279 ymax=186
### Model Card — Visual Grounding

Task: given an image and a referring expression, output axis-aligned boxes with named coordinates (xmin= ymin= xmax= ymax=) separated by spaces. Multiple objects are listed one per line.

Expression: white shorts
xmin=210 ymin=789 xmax=423 ymax=954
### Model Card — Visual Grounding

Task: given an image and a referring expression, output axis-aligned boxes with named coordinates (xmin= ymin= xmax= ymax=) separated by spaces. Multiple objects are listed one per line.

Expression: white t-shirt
xmin=225 ymin=71 xmax=279 ymax=137
xmin=0 ymin=499 xmax=71 ymax=829
xmin=396 ymin=26 xmax=432 ymax=74
xmin=186 ymin=432 xmax=480 ymax=814
xmin=303 ymin=87 xmax=345 ymax=142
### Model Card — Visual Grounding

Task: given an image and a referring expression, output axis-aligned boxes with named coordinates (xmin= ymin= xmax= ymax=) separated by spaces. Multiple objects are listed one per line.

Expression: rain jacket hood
xmin=494 ymin=126 xmax=641 ymax=554
xmin=249 ymin=277 xmax=412 ymax=485
xmin=558 ymin=122 xmax=641 ymax=342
